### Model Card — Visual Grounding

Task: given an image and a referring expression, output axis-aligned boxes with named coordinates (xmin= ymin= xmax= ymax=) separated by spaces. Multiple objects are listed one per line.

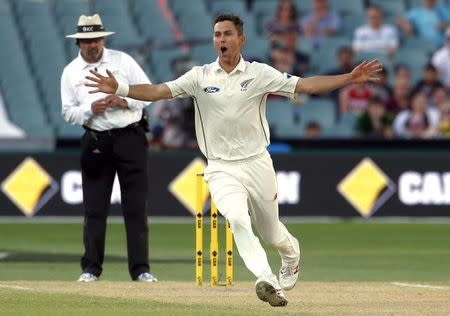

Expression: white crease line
xmin=0 ymin=284 xmax=33 ymax=291
xmin=391 ymin=282 xmax=450 ymax=290
xmin=0 ymin=252 xmax=9 ymax=260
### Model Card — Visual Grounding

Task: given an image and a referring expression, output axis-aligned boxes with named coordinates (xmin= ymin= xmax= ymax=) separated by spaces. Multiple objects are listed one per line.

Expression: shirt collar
xmin=213 ymin=55 xmax=246 ymax=74
xmin=77 ymin=47 xmax=111 ymax=69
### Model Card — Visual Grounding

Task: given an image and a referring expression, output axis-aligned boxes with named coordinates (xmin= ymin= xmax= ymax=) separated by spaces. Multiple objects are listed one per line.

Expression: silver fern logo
xmin=240 ymin=78 xmax=254 ymax=91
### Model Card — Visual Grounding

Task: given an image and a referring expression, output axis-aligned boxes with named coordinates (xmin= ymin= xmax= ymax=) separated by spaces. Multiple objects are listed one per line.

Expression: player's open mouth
xmin=221 ymin=47 xmax=227 ymax=53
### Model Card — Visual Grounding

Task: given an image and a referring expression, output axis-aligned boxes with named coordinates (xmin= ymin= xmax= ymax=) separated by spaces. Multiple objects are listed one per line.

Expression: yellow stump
xmin=195 ymin=174 xmax=203 ymax=287
xmin=210 ymin=202 xmax=219 ymax=286
xmin=225 ymin=220 xmax=233 ymax=286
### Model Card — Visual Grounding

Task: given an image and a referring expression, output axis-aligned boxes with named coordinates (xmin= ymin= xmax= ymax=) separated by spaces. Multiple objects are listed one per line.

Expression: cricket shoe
xmin=77 ymin=273 xmax=98 ymax=282
xmin=136 ymin=272 xmax=158 ymax=282
xmin=279 ymin=259 xmax=300 ymax=290
xmin=255 ymin=278 xmax=288 ymax=307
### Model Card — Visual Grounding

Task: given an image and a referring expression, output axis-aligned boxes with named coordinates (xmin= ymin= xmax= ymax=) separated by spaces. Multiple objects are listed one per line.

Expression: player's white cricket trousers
xmin=204 ymin=150 xmax=300 ymax=282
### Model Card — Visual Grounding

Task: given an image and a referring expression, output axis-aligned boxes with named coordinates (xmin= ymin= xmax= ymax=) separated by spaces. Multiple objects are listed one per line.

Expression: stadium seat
xmin=300 ymin=98 xmax=336 ymax=127
xmin=12 ymin=0 xmax=67 ymax=124
xmin=266 ymin=98 xmax=296 ymax=135
xmin=252 ymin=0 xmax=278 ymax=16
xmin=312 ymin=36 xmax=351 ymax=73
xmin=292 ymin=0 xmax=314 ymax=16
xmin=56 ymin=122 xmax=84 ymax=139
xmin=255 ymin=12 xmax=274 ymax=36
xmin=211 ymin=0 xmax=248 ymax=17
xmin=150 ymin=47 xmax=189 ymax=83
xmin=335 ymin=112 xmax=357 ymax=138
xmin=2 ymin=80 xmax=53 ymax=138
xmin=99 ymin=14 xmax=142 ymax=48
xmin=177 ymin=12 xmax=213 ymax=41
xmin=190 ymin=42 xmax=217 ymax=65
xmin=243 ymin=14 xmax=259 ymax=40
xmin=91 ymin=0 xmax=143 ymax=47
xmin=244 ymin=37 xmax=269 ymax=62
xmin=330 ymin=0 xmax=365 ymax=16
xmin=296 ymin=37 xmax=315 ymax=56
xmin=369 ymin=0 xmax=406 ymax=16
xmin=0 ymin=6 xmax=51 ymax=138
xmin=54 ymin=0 xmax=90 ymax=18
xmin=0 ymin=0 xmax=11 ymax=14
xmin=393 ymin=49 xmax=429 ymax=84
xmin=402 ymin=36 xmax=438 ymax=55
xmin=407 ymin=0 xmax=423 ymax=8
xmin=341 ymin=14 xmax=366 ymax=36
xmin=170 ymin=0 xmax=208 ymax=17
xmin=131 ymin=0 xmax=175 ymax=44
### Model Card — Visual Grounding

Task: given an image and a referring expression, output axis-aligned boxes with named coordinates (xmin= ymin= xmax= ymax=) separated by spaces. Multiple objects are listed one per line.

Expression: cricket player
xmin=85 ymin=14 xmax=382 ymax=307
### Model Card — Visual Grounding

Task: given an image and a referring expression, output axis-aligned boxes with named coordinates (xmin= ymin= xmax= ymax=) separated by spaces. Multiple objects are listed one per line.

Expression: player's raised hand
xmin=350 ymin=60 xmax=383 ymax=84
xmin=85 ymin=69 xmax=118 ymax=94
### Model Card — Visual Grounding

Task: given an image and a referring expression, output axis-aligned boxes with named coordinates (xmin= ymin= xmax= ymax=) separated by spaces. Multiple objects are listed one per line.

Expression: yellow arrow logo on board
xmin=169 ymin=158 xmax=210 ymax=216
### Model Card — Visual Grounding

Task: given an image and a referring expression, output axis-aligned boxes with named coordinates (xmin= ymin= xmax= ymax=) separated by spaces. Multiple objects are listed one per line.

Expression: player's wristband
xmin=115 ymin=81 xmax=129 ymax=97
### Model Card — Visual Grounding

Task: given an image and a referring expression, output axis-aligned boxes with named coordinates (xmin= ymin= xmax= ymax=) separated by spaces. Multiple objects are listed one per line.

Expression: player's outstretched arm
xmin=85 ymin=69 xmax=172 ymax=101
xmin=295 ymin=60 xmax=383 ymax=95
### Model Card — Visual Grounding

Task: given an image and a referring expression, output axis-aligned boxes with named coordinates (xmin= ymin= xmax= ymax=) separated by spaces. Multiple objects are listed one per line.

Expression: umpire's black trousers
xmin=80 ymin=123 xmax=150 ymax=280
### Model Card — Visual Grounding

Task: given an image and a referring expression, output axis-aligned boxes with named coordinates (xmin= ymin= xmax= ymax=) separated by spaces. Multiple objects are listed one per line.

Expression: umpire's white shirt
xmin=61 ymin=48 xmax=150 ymax=131
xmin=166 ymin=57 xmax=299 ymax=161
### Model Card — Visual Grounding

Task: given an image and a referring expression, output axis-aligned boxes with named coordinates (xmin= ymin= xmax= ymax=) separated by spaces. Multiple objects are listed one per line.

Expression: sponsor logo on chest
xmin=203 ymin=86 xmax=220 ymax=93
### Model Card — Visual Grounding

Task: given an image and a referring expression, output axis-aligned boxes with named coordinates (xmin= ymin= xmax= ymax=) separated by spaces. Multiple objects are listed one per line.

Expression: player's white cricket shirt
xmin=61 ymin=48 xmax=150 ymax=131
xmin=166 ymin=57 xmax=299 ymax=161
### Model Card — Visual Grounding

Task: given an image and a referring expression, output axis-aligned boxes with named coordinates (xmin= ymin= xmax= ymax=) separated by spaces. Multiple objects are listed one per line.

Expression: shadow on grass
xmin=0 ymin=250 xmax=193 ymax=264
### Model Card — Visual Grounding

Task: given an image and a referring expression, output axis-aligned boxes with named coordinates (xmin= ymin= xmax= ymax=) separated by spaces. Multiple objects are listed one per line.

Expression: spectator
xmin=413 ymin=63 xmax=445 ymax=104
xmin=300 ymin=0 xmax=341 ymax=47
xmin=386 ymin=76 xmax=412 ymax=113
xmin=432 ymin=28 xmax=450 ymax=89
xmin=0 ymin=87 xmax=25 ymax=138
xmin=370 ymin=68 xmax=392 ymax=102
xmin=303 ymin=120 xmax=322 ymax=138
xmin=266 ymin=0 xmax=300 ymax=48
xmin=394 ymin=63 xmax=412 ymax=82
xmin=324 ymin=46 xmax=356 ymax=116
xmin=352 ymin=5 xmax=398 ymax=58
xmin=431 ymin=86 xmax=448 ymax=109
xmin=438 ymin=101 xmax=450 ymax=137
xmin=269 ymin=41 xmax=310 ymax=77
xmin=397 ymin=0 xmax=450 ymax=47
xmin=355 ymin=95 xmax=394 ymax=139
xmin=393 ymin=92 xmax=440 ymax=139
xmin=325 ymin=46 xmax=355 ymax=76
xmin=149 ymin=57 xmax=197 ymax=150
xmin=339 ymin=82 xmax=373 ymax=114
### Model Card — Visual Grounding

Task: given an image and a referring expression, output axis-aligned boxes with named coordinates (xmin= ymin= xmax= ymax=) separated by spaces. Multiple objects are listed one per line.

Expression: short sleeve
xmin=165 ymin=67 xmax=198 ymax=98
xmin=259 ymin=64 xmax=299 ymax=98
xmin=406 ymin=9 xmax=418 ymax=24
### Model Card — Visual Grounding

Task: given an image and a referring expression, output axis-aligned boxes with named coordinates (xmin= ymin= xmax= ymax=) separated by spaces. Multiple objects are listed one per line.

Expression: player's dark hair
xmin=214 ymin=14 xmax=244 ymax=35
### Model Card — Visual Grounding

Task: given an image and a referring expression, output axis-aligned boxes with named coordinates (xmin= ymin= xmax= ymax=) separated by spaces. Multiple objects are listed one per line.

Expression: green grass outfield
xmin=0 ymin=221 xmax=449 ymax=315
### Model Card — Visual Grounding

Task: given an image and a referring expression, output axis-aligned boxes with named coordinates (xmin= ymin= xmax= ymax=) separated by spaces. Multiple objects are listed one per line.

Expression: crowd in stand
xmin=149 ymin=0 xmax=450 ymax=149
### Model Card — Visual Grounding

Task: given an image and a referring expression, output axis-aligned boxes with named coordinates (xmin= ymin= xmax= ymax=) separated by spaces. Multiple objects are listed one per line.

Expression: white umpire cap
xmin=66 ymin=14 xmax=115 ymax=39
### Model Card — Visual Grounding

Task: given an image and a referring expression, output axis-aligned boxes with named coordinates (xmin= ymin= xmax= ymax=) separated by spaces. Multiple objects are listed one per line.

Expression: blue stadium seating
xmin=131 ymin=0 xmax=175 ymax=44
xmin=92 ymin=0 xmax=142 ymax=47
xmin=330 ymin=0 xmax=365 ymax=16
xmin=211 ymin=0 xmax=248 ymax=18
xmin=369 ymin=0 xmax=406 ymax=16
xmin=170 ymin=0 xmax=208 ymax=17
xmin=266 ymin=98 xmax=296 ymax=135
xmin=0 ymin=0 xmax=442 ymax=141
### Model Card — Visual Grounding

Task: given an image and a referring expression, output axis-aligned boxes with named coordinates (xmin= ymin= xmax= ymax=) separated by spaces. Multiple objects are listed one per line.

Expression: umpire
xmin=61 ymin=14 xmax=157 ymax=282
